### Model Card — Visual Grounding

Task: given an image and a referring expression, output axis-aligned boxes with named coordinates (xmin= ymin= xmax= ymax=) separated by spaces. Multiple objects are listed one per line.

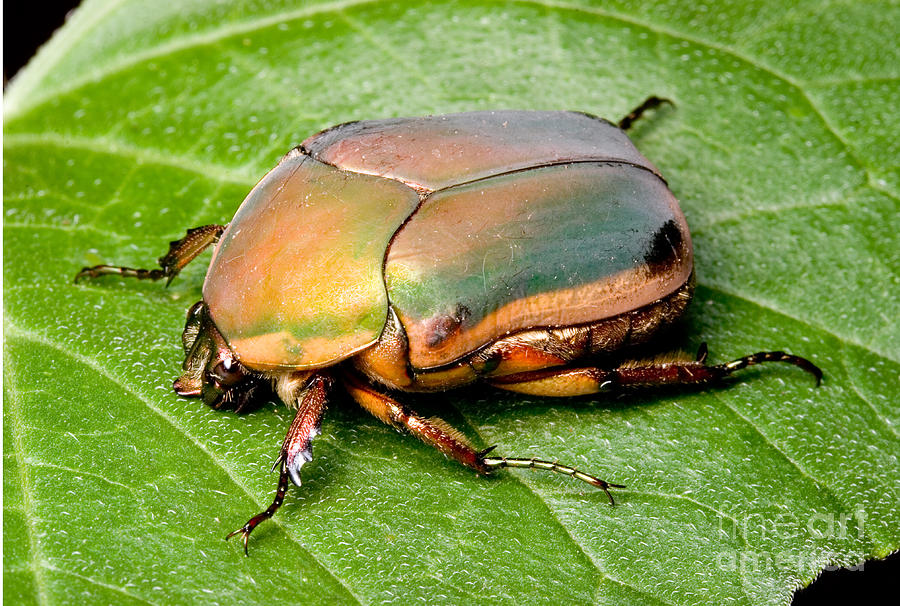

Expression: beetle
xmin=76 ymin=97 xmax=821 ymax=553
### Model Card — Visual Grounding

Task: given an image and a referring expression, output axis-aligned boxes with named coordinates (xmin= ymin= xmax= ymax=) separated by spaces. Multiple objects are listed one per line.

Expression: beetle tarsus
xmin=482 ymin=456 xmax=625 ymax=505
xmin=225 ymin=517 xmax=262 ymax=557
xmin=226 ymin=458 xmax=291 ymax=555
xmin=617 ymin=96 xmax=674 ymax=131
xmin=696 ymin=342 xmax=709 ymax=363
xmin=719 ymin=351 xmax=823 ymax=386
xmin=74 ymin=265 xmax=168 ymax=283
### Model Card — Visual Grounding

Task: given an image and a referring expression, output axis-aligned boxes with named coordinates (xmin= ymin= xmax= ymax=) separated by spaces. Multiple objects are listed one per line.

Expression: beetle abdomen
xmin=384 ymin=161 xmax=692 ymax=369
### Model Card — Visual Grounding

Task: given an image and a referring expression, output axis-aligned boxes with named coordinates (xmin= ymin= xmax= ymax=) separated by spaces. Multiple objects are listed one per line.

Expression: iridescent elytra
xmin=76 ymin=97 xmax=821 ymax=553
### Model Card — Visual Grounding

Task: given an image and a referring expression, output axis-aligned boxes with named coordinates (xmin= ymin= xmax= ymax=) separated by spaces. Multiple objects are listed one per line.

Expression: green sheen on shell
xmin=203 ymin=111 xmax=693 ymax=370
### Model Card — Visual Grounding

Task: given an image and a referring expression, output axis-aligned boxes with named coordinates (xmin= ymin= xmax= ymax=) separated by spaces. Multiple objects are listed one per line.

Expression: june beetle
xmin=77 ymin=97 xmax=821 ymax=553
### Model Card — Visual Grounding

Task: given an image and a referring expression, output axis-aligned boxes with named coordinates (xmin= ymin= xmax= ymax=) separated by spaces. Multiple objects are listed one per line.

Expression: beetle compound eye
xmin=211 ymin=358 xmax=246 ymax=388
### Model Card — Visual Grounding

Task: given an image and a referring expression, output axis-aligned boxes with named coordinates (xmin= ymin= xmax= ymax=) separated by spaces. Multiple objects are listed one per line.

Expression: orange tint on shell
xmin=203 ymin=152 xmax=420 ymax=370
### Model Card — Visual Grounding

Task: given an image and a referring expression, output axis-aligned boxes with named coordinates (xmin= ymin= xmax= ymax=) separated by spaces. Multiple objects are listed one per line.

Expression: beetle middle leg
xmin=617 ymin=96 xmax=674 ymax=131
xmin=75 ymin=223 xmax=225 ymax=285
xmin=488 ymin=343 xmax=822 ymax=396
xmin=342 ymin=371 xmax=623 ymax=503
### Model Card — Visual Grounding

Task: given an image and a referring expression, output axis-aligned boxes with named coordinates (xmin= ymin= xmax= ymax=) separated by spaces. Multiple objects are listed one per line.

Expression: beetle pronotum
xmin=77 ymin=98 xmax=821 ymax=553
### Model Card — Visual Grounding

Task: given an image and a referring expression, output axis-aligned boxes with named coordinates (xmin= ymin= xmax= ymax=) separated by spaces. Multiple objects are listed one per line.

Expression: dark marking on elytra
xmin=425 ymin=303 xmax=472 ymax=347
xmin=644 ymin=219 xmax=683 ymax=271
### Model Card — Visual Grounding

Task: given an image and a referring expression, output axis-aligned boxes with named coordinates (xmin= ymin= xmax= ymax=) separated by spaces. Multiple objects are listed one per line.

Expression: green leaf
xmin=4 ymin=0 xmax=898 ymax=604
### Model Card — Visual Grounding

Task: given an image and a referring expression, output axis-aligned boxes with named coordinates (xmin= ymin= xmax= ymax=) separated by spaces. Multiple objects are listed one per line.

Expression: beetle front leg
xmin=489 ymin=343 xmax=822 ymax=396
xmin=342 ymin=371 xmax=624 ymax=502
xmin=75 ymin=224 xmax=225 ymax=285
xmin=226 ymin=372 xmax=329 ymax=555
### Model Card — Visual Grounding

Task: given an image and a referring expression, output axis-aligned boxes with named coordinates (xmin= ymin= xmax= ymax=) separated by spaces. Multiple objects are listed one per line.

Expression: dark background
xmin=4 ymin=0 xmax=81 ymax=82
xmin=4 ymin=2 xmax=897 ymax=603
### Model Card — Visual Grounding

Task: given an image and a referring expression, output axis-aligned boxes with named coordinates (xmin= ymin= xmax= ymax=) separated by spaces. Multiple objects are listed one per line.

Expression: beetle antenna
xmin=481 ymin=456 xmax=625 ymax=505
xmin=719 ymin=351 xmax=823 ymax=386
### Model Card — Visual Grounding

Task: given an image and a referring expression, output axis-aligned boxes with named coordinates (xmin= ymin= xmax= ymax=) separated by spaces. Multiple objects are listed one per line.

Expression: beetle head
xmin=173 ymin=301 xmax=269 ymax=413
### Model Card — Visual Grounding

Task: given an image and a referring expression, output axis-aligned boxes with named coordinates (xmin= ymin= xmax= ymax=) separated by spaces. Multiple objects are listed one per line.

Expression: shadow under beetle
xmin=76 ymin=97 xmax=821 ymax=554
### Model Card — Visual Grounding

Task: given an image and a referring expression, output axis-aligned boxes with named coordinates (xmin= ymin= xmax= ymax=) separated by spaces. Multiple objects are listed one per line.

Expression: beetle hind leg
xmin=488 ymin=343 xmax=822 ymax=396
xmin=342 ymin=371 xmax=624 ymax=500
xmin=75 ymin=224 xmax=225 ymax=285
xmin=719 ymin=349 xmax=822 ymax=386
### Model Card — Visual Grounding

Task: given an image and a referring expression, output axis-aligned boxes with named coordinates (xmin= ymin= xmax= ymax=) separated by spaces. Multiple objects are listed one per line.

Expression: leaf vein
xmin=338 ymin=10 xmax=442 ymax=101
xmin=4 ymin=134 xmax=257 ymax=186
xmin=27 ymin=460 xmax=138 ymax=494
xmin=3 ymin=0 xmax=384 ymax=121
xmin=41 ymin=564 xmax=156 ymax=605
xmin=699 ymin=283 xmax=899 ymax=364
xmin=4 ymin=347 xmax=51 ymax=604
xmin=4 ymin=323 xmax=366 ymax=606
xmin=838 ymin=346 xmax=899 ymax=440
xmin=450 ymin=407 xmax=680 ymax=606
xmin=711 ymin=392 xmax=856 ymax=523
xmin=514 ymin=0 xmax=876 ymax=185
